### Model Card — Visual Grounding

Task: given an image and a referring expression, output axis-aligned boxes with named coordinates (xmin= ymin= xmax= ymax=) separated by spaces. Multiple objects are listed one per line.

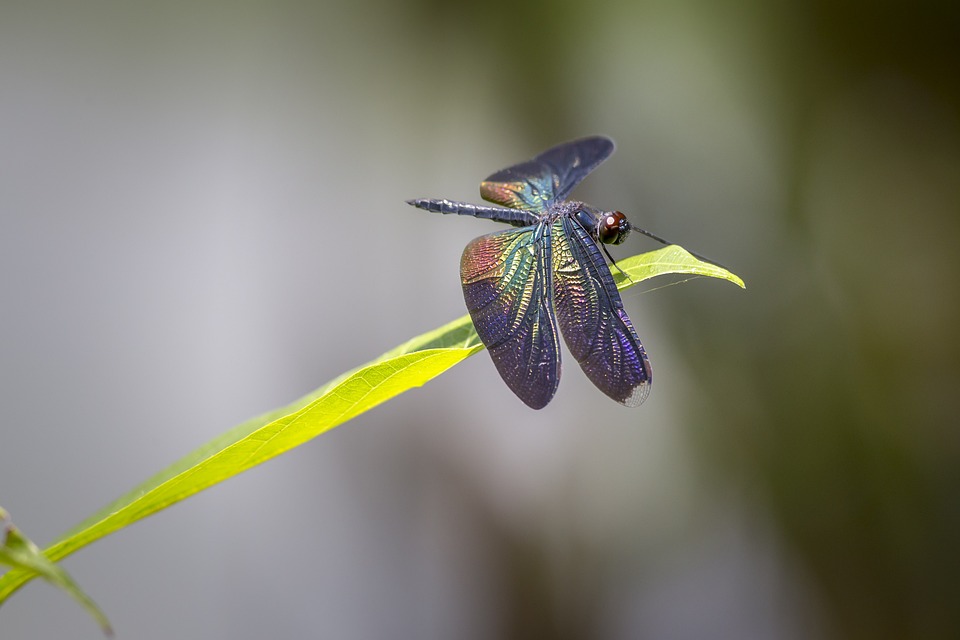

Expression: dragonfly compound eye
xmin=598 ymin=211 xmax=630 ymax=244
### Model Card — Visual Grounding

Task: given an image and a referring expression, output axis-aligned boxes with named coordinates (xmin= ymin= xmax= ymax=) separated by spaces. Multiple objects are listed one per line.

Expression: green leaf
xmin=613 ymin=244 xmax=746 ymax=290
xmin=0 ymin=245 xmax=743 ymax=604
xmin=0 ymin=508 xmax=113 ymax=636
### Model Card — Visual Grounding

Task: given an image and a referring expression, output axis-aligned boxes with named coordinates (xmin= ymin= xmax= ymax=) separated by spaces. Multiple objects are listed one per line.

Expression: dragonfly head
xmin=597 ymin=210 xmax=631 ymax=245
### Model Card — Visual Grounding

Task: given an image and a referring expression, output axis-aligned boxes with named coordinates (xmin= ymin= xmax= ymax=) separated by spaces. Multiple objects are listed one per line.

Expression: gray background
xmin=2 ymin=1 xmax=958 ymax=639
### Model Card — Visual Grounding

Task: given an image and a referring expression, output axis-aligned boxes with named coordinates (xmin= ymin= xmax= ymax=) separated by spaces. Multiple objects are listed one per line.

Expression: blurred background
xmin=2 ymin=0 xmax=958 ymax=638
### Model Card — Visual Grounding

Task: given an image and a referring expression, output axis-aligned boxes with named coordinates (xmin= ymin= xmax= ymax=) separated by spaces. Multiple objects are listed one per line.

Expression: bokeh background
xmin=2 ymin=0 xmax=958 ymax=638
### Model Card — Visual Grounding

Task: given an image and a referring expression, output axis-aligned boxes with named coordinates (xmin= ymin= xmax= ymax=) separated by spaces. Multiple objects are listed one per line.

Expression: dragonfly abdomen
xmin=407 ymin=198 xmax=537 ymax=228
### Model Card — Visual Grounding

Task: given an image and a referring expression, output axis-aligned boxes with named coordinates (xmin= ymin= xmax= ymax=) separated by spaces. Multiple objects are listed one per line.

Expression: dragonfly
xmin=408 ymin=136 xmax=654 ymax=410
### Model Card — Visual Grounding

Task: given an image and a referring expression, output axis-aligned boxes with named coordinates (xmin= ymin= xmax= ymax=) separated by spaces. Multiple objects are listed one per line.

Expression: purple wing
xmin=552 ymin=215 xmax=651 ymax=406
xmin=460 ymin=225 xmax=561 ymax=409
xmin=480 ymin=136 xmax=615 ymax=212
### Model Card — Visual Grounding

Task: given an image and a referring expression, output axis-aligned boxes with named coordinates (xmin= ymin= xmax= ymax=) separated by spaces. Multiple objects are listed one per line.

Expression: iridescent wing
xmin=460 ymin=225 xmax=561 ymax=409
xmin=552 ymin=215 xmax=651 ymax=406
xmin=535 ymin=136 xmax=616 ymax=203
xmin=480 ymin=136 xmax=615 ymax=212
